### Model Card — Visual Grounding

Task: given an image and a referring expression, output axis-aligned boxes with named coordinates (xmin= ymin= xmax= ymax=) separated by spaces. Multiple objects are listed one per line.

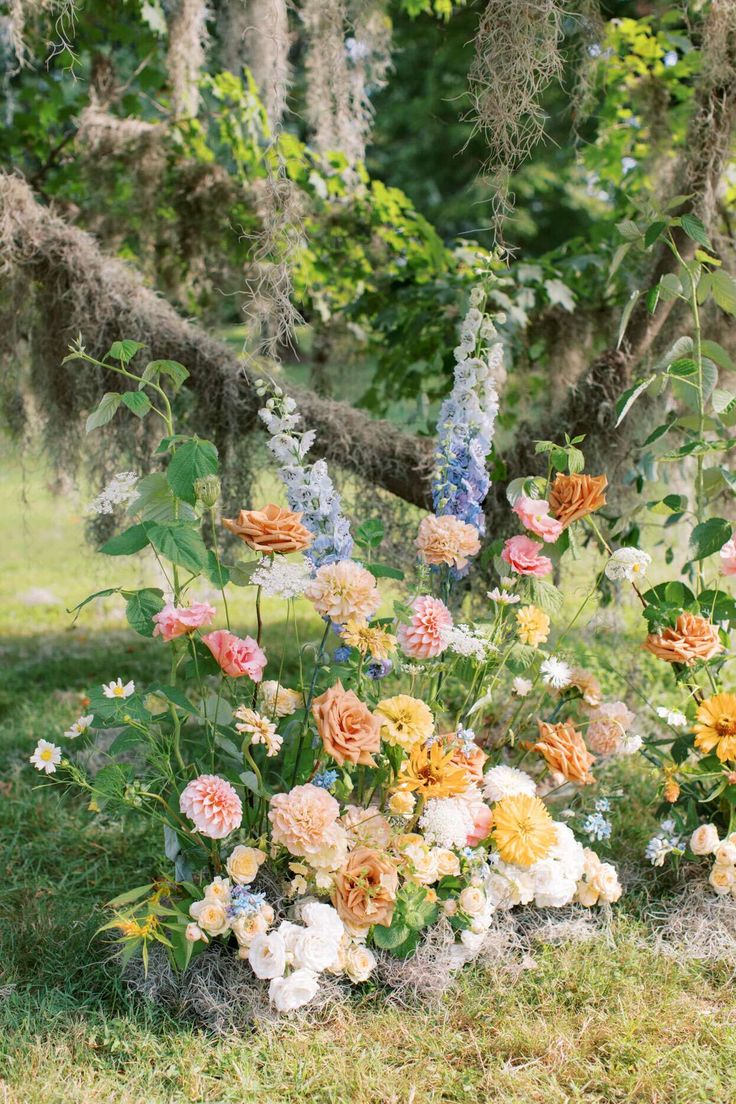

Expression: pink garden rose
xmin=501 ymin=535 xmax=553 ymax=578
xmin=397 ymin=595 xmax=453 ymax=659
xmin=180 ymin=774 xmax=243 ymax=838
xmin=466 ymin=804 xmax=493 ymax=848
xmin=202 ymin=629 xmax=267 ymax=681
xmin=513 ymin=495 xmax=564 ymax=544
xmin=720 ymin=538 xmax=736 ymax=576
xmin=152 ymin=600 xmax=216 ymax=641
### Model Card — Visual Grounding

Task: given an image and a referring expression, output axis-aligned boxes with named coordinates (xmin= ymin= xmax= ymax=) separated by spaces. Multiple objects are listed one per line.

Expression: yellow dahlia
xmin=491 ymin=793 xmax=557 ymax=867
xmin=341 ymin=618 xmax=397 ymax=661
xmin=375 ymin=694 xmax=434 ymax=751
xmin=515 ymin=605 xmax=550 ymax=647
xmin=694 ymin=693 xmax=736 ymax=762
xmin=395 ymin=740 xmax=469 ymax=800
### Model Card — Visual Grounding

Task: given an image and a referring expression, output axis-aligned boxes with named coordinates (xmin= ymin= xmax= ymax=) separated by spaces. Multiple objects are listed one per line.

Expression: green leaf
xmin=616 ymin=290 xmax=640 ymax=350
xmin=365 ymin=563 xmax=404 ymax=580
xmin=616 ymin=219 xmax=641 ymax=241
xmin=372 ymin=921 xmax=412 ymax=950
xmin=121 ymin=391 xmax=152 ymax=418
xmin=108 ymin=340 xmax=145 ymax=363
xmin=145 ymin=521 xmax=208 ymax=574
xmin=100 ymin=523 xmax=149 ymax=557
xmin=128 ymin=472 xmax=195 ymax=523
xmin=644 ymin=220 xmax=667 ymax=247
xmin=67 ymin=587 xmax=120 ymax=619
xmin=206 ymin=550 xmax=230 ymax=588
xmin=615 ymin=375 xmax=656 ymax=427
xmin=690 ymin=518 xmax=732 ymax=561
xmin=710 ymin=270 xmax=736 ymax=315
xmin=141 ymin=359 xmax=190 ymax=391
xmin=166 ymin=438 xmax=219 ymax=505
xmin=680 ymin=212 xmax=712 ymax=249
xmin=355 ymin=518 xmax=385 ymax=549
xmin=658 ymin=272 xmax=682 ymax=301
xmin=712 ymin=389 xmax=736 ymax=416
xmin=700 ymin=340 xmax=733 ymax=370
xmin=106 ymin=883 xmax=154 ymax=908
xmin=125 ymin=588 xmax=165 ymax=637
xmin=226 ymin=560 xmax=260 ymax=586
xmin=529 ymin=578 xmax=563 ymax=615
xmin=86 ymin=392 xmax=121 ymax=433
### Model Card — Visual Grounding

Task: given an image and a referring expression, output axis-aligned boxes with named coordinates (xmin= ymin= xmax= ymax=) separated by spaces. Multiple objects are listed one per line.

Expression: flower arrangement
xmin=31 ymin=305 xmax=626 ymax=1015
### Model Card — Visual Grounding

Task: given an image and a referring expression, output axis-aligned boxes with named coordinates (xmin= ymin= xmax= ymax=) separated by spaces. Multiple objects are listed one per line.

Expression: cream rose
xmin=344 ymin=942 xmax=377 ymax=983
xmin=389 ymin=790 xmax=416 ymax=817
xmin=710 ymin=863 xmax=736 ymax=895
xmin=189 ymin=899 xmax=230 ymax=936
xmin=591 ymin=862 xmax=622 ymax=904
xmin=714 ymin=840 xmax=736 ymax=866
xmin=403 ymin=842 xmax=440 ymax=885
xmin=434 ymin=848 xmax=461 ymax=877
xmin=690 ymin=824 xmax=720 ymax=856
xmin=204 ymin=876 xmax=232 ymax=904
xmin=226 ymin=845 xmax=267 ymax=885
xmin=458 ymin=886 xmax=486 ymax=917
xmin=248 ymin=930 xmax=287 ymax=978
xmin=231 ymin=912 xmax=269 ymax=948
xmin=268 ymin=968 xmax=319 ymax=1013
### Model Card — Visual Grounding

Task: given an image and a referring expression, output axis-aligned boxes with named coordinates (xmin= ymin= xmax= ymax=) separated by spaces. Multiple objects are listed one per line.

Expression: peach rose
xmin=269 ymin=783 xmax=340 ymax=858
xmin=202 ymin=630 xmax=267 ymax=681
xmin=223 ymin=503 xmax=313 ymax=554
xmin=447 ymin=739 xmax=487 ymax=786
xmin=533 ymin=720 xmax=595 ymax=784
xmin=312 ymin=680 xmax=381 ymax=767
xmin=643 ymin=613 xmax=722 ymax=666
xmin=548 ymin=473 xmax=608 ymax=528
xmin=501 ymin=535 xmax=553 ymax=577
xmin=416 ymin=514 xmax=481 ymax=571
xmin=333 ymin=846 xmax=399 ymax=933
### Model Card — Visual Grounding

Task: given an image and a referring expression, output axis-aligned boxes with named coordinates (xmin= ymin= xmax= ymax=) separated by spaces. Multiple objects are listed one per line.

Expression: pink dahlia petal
xmin=397 ymin=595 xmax=453 ymax=659
xmin=180 ymin=774 xmax=243 ymax=839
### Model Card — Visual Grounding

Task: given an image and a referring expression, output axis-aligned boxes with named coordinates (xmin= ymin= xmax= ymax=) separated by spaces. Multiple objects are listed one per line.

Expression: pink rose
xmin=501 ymin=535 xmax=553 ymax=577
xmin=202 ymin=630 xmax=267 ymax=681
xmin=513 ymin=495 xmax=563 ymax=544
xmin=466 ymin=804 xmax=493 ymax=848
xmin=720 ymin=538 xmax=736 ymax=576
xmin=153 ymin=600 xmax=216 ymax=642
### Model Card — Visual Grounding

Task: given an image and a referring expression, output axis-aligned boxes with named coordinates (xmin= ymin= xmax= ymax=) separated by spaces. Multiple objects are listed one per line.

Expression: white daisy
xmin=102 ymin=678 xmax=135 ymax=699
xmin=656 ymin=706 xmax=687 ymax=728
xmin=30 ymin=739 xmax=62 ymax=774
xmin=512 ymin=677 xmax=532 ymax=697
xmin=64 ymin=714 xmax=94 ymax=739
xmin=540 ymin=657 xmax=573 ymax=689
xmin=604 ymin=547 xmax=651 ymax=582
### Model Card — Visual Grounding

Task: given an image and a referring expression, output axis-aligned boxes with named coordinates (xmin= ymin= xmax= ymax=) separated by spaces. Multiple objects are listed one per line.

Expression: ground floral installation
xmin=30 ymin=292 xmax=630 ymax=1017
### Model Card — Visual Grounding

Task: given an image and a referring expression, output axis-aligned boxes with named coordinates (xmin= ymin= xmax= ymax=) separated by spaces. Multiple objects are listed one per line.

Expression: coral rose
xmin=312 ymin=680 xmax=381 ymax=767
xmin=720 ymin=538 xmax=736 ymax=576
xmin=416 ymin=513 xmax=481 ymax=571
xmin=448 ymin=740 xmax=487 ymax=786
xmin=180 ymin=774 xmax=243 ymax=839
xmin=533 ymin=720 xmax=595 ymax=784
xmin=223 ymin=503 xmax=313 ymax=555
xmin=643 ymin=613 xmax=722 ymax=666
xmin=152 ymin=600 xmax=216 ymax=641
xmin=548 ymin=472 xmax=608 ymax=528
xmin=397 ymin=595 xmax=453 ymax=659
xmin=513 ymin=495 xmax=564 ymax=543
xmin=202 ymin=629 xmax=267 ymax=680
xmin=333 ymin=846 xmax=399 ymax=933
xmin=501 ymin=535 xmax=553 ymax=577
xmin=586 ymin=701 xmax=635 ymax=756
xmin=304 ymin=560 xmax=380 ymax=624
xmin=269 ymin=783 xmax=340 ymax=858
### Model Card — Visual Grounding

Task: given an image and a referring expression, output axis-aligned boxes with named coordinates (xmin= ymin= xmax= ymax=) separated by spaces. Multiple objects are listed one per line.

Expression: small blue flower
xmin=594 ymin=798 xmax=610 ymax=813
xmin=313 ymin=769 xmax=338 ymax=790
xmin=366 ymin=658 xmax=393 ymax=680
xmin=333 ymin=646 xmax=351 ymax=663
xmin=582 ymin=812 xmax=612 ymax=842
xmin=228 ymin=887 xmax=267 ymax=918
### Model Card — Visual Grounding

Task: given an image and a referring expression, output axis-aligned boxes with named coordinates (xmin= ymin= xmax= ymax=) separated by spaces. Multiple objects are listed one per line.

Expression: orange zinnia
xmin=395 ymin=740 xmax=469 ymax=800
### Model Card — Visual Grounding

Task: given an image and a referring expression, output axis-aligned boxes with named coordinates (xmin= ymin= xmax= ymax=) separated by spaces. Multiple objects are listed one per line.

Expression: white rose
xmin=690 ymin=824 xmax=720 ymax=855
xmin=248 ymin=931 xmax=287 ymax=979
xmin=269 ymin=968 xmax=319 ymax=1013
xmin=714 ymin=841 xmax=736 ymax=866
xmin=344 ymin=943 xmax=377 ymax=983
xmin=299 ymin=901 xmax=345 ymax=941
xmin=189 ymin=899 xmax=230 ymax=936
xmin=231 ymin=912 xmax=268 ymax=948
xmin=292 ymin=927 xmax=341 ymax=973
xmin=709 ymin=862 xmax=736 ymax=896
xmin=458 ymin=886 xmax=486 ymax=917
xmin=460 ymin=929 xmax=485 ymax=955
xmin=532 ymin=860 xmax=576 ymax=909
xmin=277 ymin=920 xmax=304 ymax=961
xmin=204 ymin=876 xmax=232 ymax=905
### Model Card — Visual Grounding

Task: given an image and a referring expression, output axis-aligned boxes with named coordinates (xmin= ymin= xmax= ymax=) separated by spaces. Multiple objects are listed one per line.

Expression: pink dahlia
xmin=202 ymin=630 xmax=267 ymax=681
xmin=153 ymin=600 xmax=216 ymax=641
xmin=720 ymin=538 xmax=736 ymax=576
xmin=397 ymin=595 xmax=453 ymax=659
xmin=512 ymin=496 xmax=564 ymax=544
xmin=501 ymin=535 xmax=553 ymax=577
xmin=180 ymin=774 xmax=243 ymax=839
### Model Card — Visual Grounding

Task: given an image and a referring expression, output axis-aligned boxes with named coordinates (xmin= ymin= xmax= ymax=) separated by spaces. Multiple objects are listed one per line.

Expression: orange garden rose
xmin=312 ymin=680 xmax=382 ymax=767
xmin=533 ymin=720 xmax=596 ymax=784
xmin=416 ymin=513 xmax=481 ymax=571
xmin=548 ymin=473 xmax=608 ymax=528
xmin=448 ymin=739 xmax=487 ymax=785
xmin=333 ymin=846 xmax=399 ymax=932
xmin=223 ymin=503 xmax=313 ymax=554
xmin=643 ymin=613 xmax=722 ymax=666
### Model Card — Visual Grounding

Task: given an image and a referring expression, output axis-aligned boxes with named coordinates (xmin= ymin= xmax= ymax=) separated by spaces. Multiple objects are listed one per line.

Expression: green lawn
xmin=2 ymin=446 xmax=736 ymax=1104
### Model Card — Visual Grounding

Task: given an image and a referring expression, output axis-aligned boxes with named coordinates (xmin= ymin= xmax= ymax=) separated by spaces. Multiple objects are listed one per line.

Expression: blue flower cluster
xmin=313 ymin=769 xmax=339 ymax=790
xmin=228 ymin=887 xmax=267 ymax=919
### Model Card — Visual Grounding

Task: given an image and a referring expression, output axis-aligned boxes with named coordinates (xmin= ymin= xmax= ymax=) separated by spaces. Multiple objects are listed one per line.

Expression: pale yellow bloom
xmin=515 ymin=605 xmax=550 ymax=647
xmin=375 ymin=694 xmax=434 ymax=751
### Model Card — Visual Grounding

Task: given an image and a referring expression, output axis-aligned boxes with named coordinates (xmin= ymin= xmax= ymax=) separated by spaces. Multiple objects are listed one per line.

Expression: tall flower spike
xmin=258 ymin=387 xmax=353 ymax=568
xmin=432 ymin=289 xmax=502 ymax=563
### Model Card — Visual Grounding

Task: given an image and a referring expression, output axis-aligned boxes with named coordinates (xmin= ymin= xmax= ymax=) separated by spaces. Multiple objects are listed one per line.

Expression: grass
xmin=2 ymin=447 xmax=736 ymax=1103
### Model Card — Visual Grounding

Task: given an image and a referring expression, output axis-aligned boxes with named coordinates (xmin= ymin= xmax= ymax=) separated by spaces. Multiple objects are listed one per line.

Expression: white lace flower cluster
xmin=88 ymin=471 xmax=139 ymax=514
xmin=446 ymin=624 xmax=494 ymax=662
xmin=419 ymin=797 xmax=476 ymax=849
xmin=250 ymin=558 xmax=312 ymax=599
xmin=257 ymin=386 xmax=353 ymax=567
xmin=432 ymin=287 xmax=502 ymax=538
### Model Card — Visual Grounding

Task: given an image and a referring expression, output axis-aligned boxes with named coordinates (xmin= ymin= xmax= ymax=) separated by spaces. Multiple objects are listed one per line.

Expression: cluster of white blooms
xmin=645 ymin=817 xmax=684 ymax=867
xmin=88 ymin=471 xmax=139 ymax=514
xmin=540 ymin=656 xmax=573 ymax=689
xmin=604 ymin=547 xmax=651 ymax=582
xmin=445 ymin=624 xmax=494 ymax=662
xmin=446 ymin=882 xmax=497 ymax=968
xmin=250 ymin=558 xmax=312 ymax=600
xmin=656 ymin=705 xmax=688 ymax=728
xmin=690 ymin=824 xmax=736 ymax=897
xmin=482 ymin=765 xmax=536 ymax=804
xmin=486 ymin=822 xmax=596 ymax=910
xmin=257 ymin=387 xmax=353 ymax=567
xmin=419 ymin=797 xmax=475 ymax=849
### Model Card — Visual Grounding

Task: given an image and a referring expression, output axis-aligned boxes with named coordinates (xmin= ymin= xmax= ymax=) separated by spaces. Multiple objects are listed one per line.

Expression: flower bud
xmin=194 ymin=474 xmax=221 ymax=508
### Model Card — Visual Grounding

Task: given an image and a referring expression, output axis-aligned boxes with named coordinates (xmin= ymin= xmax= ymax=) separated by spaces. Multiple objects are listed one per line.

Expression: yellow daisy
xmin=341 ymin=618 xmax=397 ymax=661
xmin=491 ymin=793 xmax=557 ymax=867
xmin=694 ymin=693 xmax=736 ymax=762
xmin=395 ymin=740 xmax=469 ymax=800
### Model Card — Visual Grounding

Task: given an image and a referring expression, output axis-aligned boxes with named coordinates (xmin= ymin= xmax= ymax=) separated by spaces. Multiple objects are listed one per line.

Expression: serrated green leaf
xmin=166 ymin=438 xmax=219 ymax=505
xmin=108 ymin=339 xmax=145 ymax=363
xmin=366 ymin=563 xmax=404 ymax=580
xmin=127 ymin=472 xmax=195 ymax=523
xmin=372 ymin=920 xmax=412 ymax=950
xmin=529 ymin=578 xmax=563 ymax=615
xmin=680 ymin=212 xmax=712 ymax=249
xmin=710 ymin=270 xmax=736 ymax=315
xmin=712 ymin=388 xmax=736 ymax=416
xmin=121 ymin=391 xmax=152 ymax=418
xmin=145 ymin=521 xmax=207 ymax=574
xmin=86 ymin=392 xmax=121 ymax=433
xmin=100 ymin=523 xmax=149 ymax=557
xmin=615 ymin=375 xmax=656 ymax=427
xmin=644 ymin=220 xmax=667 ymax=247
xmin=690 ymin=518 xmax=732 ymax=561
xmin=141 ymin=359 xmax=190 ymax=391
xmin=125 ymin=587 xmax=165 ymax=637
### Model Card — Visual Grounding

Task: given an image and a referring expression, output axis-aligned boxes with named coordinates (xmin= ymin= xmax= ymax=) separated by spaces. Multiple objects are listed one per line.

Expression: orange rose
xmin=548 ymin=473 xmax=608 ymax=528
xmin=445 ymin=737 xmax=487 ymax=785
xmin=643 ymin=613 xmax=722 ymax=666
xmin=312 ymin=680 xmax=381 ymax=767
xmin=333 ymin=846 xmax=399 ymax=933
xmin=223 ymin=504 xmax=313 ymax=554
xmin=533 ymin=720 xmax=595 ymax=784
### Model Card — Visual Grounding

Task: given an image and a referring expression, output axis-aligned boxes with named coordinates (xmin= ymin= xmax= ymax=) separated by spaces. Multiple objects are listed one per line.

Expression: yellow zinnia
xmin=515 ymin=605 xmax=550 ymax=647
xmin=375 ymin=694 xmax=434 ymax=751
xmin=341 ymin=618 xmax=397 ymax=661
xmin=395 ymin=740 xmax=469 ymax=799
xmin=491 ymin=793 xmax=557 ymax=867
xmin=694 ymin=692 xmax=736 ymax=762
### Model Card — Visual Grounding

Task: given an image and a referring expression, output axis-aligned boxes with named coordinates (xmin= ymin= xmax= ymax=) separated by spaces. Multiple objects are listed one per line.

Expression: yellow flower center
xmin=40 ymin=748 xmax=53 ymax=761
